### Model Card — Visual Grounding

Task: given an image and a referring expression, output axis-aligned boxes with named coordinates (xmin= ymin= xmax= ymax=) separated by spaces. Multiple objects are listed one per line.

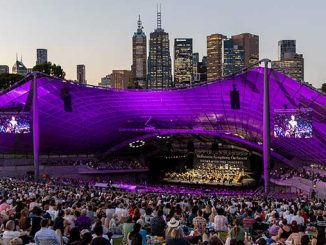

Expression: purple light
xmin=0 ymin=67 xmax=325 ymax=165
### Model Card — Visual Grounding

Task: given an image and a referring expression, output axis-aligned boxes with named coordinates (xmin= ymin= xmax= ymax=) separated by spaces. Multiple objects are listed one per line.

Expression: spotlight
xmin=129 ymin=140 xmax=145 ymax=148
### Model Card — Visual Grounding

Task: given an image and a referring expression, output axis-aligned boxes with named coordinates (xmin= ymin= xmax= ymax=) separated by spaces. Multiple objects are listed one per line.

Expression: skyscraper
xmin=132 ymin=15 xmax=147 ymax=88
xmin=192 ymin=53 xmax=200 ymax=83
xmin=192 ymin=53 xmax=199 ymax=74
xmin=36 ymin=49 xmax=48 ymax=65
xmin=148 ymin=6 xmax=172 ymax=89
xmin=272 ymin=40 xmax=304 ymax=81
xmin=278 ymin=40 xmax=296 ymax=60
xmin=198 ymin=56 xmax=207 ymax=82
xmin=272 ymin=54 xmax=304 ymax=81
xmin=0 ymin=65 xmax=9 ymax=74
xmin=174 ymin=38 xmax=193 ymax=87
xmin=223 ymin=38 xmax=245 ymax=76
xmin=12 ymin=59 xmax=28 ymax=76
xmin=77 ymin=65 xmax=86 ymax=84
xmin=231 ymin=33 xmax=259 ymax=67
xmin=207 ymin=33 xmax=226 ymax=81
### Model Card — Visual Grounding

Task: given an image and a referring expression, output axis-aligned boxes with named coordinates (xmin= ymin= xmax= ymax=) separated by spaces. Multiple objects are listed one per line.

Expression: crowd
xmin=41 ymin=159 xmax=147 ymax=171
xmin=0 ymin=176 xmax=324 ymax=245
xmin=86 ymin=159 xmax=147 ymax=171
xmin=270 ymin=168 xmax=326 ymax=183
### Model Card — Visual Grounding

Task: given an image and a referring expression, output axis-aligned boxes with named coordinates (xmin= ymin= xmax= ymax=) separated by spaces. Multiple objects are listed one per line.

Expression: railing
xmin=270 ymin=177 xmax=326 ymax=199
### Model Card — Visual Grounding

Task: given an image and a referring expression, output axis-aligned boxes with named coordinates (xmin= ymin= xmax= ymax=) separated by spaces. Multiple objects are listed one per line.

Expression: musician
xmin=286 ymin=115 xmax=298 ymax=137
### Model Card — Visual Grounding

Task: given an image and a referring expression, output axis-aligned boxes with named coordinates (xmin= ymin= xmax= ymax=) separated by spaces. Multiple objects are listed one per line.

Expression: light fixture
xmin=129 ymin=140 xmax=145 ymax=148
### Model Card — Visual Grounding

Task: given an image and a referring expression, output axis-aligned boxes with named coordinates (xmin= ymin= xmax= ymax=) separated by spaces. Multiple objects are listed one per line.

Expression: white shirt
xmin=291 ymin=215 xmax=304 ymax=226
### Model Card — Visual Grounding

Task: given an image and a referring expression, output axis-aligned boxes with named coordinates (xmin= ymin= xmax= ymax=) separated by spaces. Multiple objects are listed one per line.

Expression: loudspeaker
xmin=230 ymin=84 xmax=240 ymax=109
xmin=61 ymin=87 xmax=72 ymax=112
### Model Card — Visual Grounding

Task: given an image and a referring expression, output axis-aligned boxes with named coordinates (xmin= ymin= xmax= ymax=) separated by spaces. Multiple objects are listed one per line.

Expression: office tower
xmin=111 ymin=70 xmax=131 ymax=89
xmin=174 ymin=38 xmax=193 ymax=87
xmin=192 ymin=53 xmax=199 ymax=74
xmin=272 ymin=40 xmax=304 ymax=81
xmin=36 ymin=49 xmax=48 ymax=65
xmin=232 ymin=33 xmax=259 ymax=67
xmin=223 ymin=38 xmax=245 ymax=76
xmin=148 ymin=6 xmax=172 ymax=89
xmin=132 ymin=15 xmax=147 ymax=88
xmin=272 ymin=54 xmax=304 ymax=81
xmin=12 ymin=59 xmax=28 ymax=76
xmin=192 ymin=53 xmax=200 ymax=83
xmin=98 ymin=74 xmax=112 ymax=88
xmin=0 ymin=65 xmax=9 ymax=74
xmin=278 ymin=40 xmax=296 ymax=60
xmin=77 ymin=65 xmax=86 ymax=84
xmin=207 ymin=33 xmax=226 ymax=81
xmin=202 ymin=56 xmax=208 ymax=67
xmin=198 ymin=56 xmax=207 ymax=82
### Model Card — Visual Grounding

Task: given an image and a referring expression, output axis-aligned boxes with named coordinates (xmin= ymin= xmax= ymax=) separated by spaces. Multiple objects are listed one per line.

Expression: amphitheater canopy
xmin=0 ymin=67 xmax=325 ymax=165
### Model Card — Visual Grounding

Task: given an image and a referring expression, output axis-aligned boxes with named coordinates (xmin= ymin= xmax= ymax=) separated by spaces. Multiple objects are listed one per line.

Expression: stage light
xmin=129 ymin=140 xmax=145 ymax=148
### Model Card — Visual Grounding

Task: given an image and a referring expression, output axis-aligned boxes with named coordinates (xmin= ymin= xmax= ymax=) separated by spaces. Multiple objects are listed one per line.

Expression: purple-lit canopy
xmin=0 ymin=67 xmax=325 ymax=165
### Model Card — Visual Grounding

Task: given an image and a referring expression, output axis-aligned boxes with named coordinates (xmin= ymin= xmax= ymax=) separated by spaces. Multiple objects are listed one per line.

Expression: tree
xmin=32 ymin=62 xmax=66 ymax=79
xmin=0 ymin=73 xmax=24 ymax=91
xmin=322 ymin=83 xmax=326 ymax=93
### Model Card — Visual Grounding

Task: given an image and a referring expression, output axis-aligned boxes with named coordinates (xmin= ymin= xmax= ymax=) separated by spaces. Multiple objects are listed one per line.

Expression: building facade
xmin=207 ymin=33 xmax=226 ymax=81
xmin=111 ymin=70 xmax=131 ymax=89
xmin=132 ymin=15 xmax=147 ymax=88
xmin=223 ymin=39 xmax=245 ymax=76
xmin=148 ymin=8 xmax=172 ymax=89
xmin=36 ymin=49 xmax=48 ymax=65
xmin=174 ymin=38 xmax=193 ymax=87
xmin=77 ymin=65 xmax=86 ymax=84
xmin=98 ymin=74 xmax=112 ymax=88
xmin=272 ymin=40 xmax=304 ymax=81
xmin=231 ymin=33 xmax=259 ymax=67
xmin=272 ymin=54 xmax=304 ymax=81
xmin=0 ymin=65 xmax=9 ymax=74
xmin=278 ymin=40 xmax=296 ymax=60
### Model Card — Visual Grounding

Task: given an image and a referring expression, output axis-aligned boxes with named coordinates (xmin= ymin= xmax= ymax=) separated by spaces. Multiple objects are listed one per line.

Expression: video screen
xmin=0 ymin=112 xmax=31 ymax=134
xmin=274 ymin=109 xmax=312 ymax=138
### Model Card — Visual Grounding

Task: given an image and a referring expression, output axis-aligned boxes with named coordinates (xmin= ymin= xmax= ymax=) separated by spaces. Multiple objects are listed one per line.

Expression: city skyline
xmin=0 ymin=0 xmax=325 ymax=88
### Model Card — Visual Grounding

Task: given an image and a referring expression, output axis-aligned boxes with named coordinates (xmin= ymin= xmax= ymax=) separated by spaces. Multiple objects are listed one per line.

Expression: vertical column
xmin=32 ymin=73 xmax=40 ymax=181
xmin=263 ymin=60 xmax=271 ymax=194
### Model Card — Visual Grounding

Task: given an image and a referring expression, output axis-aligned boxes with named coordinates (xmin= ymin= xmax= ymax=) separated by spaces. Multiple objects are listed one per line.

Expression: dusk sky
xmin=0 ymin=0 xmax=325 ymax=87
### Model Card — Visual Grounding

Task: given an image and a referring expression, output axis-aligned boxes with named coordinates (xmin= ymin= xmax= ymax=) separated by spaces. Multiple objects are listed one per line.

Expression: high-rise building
xmin=207 ymin=33 xmax=226 ymax=81
xmin=0 ymin=65 xmax=9 ymax=74
xmin=223 ymin=39 xmax=245 ymax=76
xmin=272 ymin=40 xmax=304 ymax=81
xmin=36 ymin=49 xmax=48 ymax=65
xmin=278 ymin=40 xmax=296 ymax=60
xmin=98 ymin=74 xmax=112 ymax=88
xmin=192 ymin=53 xmax=200 ymax=83
xmin=148 ymin=6 xmax=172 ymax=89
xmin=231 ymin=33 xmax=259 ymax=66
xmin=192 ymin=53 xmax=199 ymax=74
xmin=111 ymin=70 xmax=131 ymax=89
xmin=198 ymin=56 xmax=207 ymax=82
xmin=174 ymin=38 xmax=193 ymax=87
xmin=272 ymin=54 xmax=304 ymax=81
xmin=132 ymin=15 xmax=147 ymax=88
xmin=77 ymin=65 xmax=86 ymax=84
xmin=12 ymin=60 xmax=28 ymax=76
